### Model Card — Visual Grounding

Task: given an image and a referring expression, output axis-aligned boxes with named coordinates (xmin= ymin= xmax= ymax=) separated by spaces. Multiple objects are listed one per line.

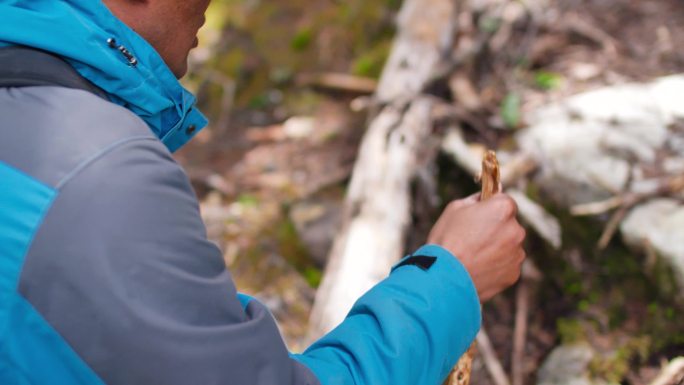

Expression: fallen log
xmin=307 ymin=0 xmax=458 ymax=341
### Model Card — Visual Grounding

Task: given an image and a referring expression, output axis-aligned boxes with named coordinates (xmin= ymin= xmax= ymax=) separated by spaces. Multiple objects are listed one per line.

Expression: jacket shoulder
xmin=0 ymin=86 xmax=157 ymax=188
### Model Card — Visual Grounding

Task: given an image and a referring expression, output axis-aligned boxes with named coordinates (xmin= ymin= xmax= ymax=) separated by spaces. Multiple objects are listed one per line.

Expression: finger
xmin=514 ymin=225 xmax=527 ymax=246
xmin=501 ymin=194 xmax=518 ymax=218
xmin=514 ymin=248 xmax=527 ymax=265
xmin=483 ymin=194 xmax=518 ymax=220
xmin=463 ymin=192 xmax=481 ymax=204
xmin=501 ymin=220 xmax=527 ymax=250
xmin=447 ymin=193 xmax=480 ymax=211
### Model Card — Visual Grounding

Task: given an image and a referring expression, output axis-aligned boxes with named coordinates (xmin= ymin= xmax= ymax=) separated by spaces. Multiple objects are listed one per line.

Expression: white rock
xmin=518 ymin=75 xmax=684 ymax=290
xmin=664 ymin=157 xmax=684 ymax=174
xmin=519 ymin=119 xmax=631 ymax=205
xmin=651 ymin=75 xmax=684 ymax=121
xmin=283 ymin=116 xmax=316 ymax=139
xmin=519 ymin=75 xmax=684 ymax=206
xmin=621 ymin=199 xmax=684 ymax=289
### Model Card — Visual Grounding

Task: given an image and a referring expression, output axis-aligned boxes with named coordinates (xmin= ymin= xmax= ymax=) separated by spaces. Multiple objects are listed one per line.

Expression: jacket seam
xmin=55 ymin=135 xmax=158 ymax=190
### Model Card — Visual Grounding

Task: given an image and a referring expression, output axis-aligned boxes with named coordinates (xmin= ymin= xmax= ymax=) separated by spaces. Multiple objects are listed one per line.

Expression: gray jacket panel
xmin=3 ymin=87 xmax=319 ymax=385
xmin=0 ymin=87 xmax=152 ymax=188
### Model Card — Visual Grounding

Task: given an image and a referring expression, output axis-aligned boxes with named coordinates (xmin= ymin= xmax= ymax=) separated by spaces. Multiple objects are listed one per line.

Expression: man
xmin=0 ymin=1 xmax=526 ymax=384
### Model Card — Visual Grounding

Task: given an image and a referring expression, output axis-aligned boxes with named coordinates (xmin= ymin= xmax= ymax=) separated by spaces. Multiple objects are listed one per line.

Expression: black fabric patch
xmin=394 ymin=255 xmax=437 ymax=271
xmin=0 ymin=46 xmax=108 ymax=100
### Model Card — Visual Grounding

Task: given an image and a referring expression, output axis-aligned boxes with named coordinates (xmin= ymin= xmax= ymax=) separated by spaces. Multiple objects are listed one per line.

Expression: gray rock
xmin=290 ymin=199 xmax=343 ymax=268
xmin=537 ymin=344 xmax=597 ymax=385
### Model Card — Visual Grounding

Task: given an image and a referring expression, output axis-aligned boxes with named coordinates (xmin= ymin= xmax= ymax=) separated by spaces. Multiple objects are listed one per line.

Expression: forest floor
xmin=174 ymin=0 xmax=684 ymax=383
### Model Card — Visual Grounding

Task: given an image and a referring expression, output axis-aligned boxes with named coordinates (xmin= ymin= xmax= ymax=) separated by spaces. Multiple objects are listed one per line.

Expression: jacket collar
xmin=0 ymin=1 xmax=207 ymax=152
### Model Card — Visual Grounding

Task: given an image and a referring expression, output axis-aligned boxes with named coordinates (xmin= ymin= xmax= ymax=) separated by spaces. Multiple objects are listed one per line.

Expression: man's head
xmin=102 ymin=0 xmax=211 ymax=78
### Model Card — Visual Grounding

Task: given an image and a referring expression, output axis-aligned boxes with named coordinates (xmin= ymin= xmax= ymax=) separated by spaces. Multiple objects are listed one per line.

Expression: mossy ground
xmin=193 ymin=0 xmax=398 ymax=124
xmin=434 ymin=154 xmax=684 ymax=383
xmin=529 ymin=190 xmax=683 ymax=382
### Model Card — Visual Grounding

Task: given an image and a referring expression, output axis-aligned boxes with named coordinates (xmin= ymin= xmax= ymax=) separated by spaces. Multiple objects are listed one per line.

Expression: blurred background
xmin=174 ymin=0 xmax=684 ymax=384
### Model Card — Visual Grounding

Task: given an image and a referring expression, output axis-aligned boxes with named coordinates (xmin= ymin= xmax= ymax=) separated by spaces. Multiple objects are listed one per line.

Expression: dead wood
xmin=511 ymin=281 xmax=528 ymax=385
xmin=569 ymin=174 xmax=684 ymax=249
xmin=477 ymin=329 xmax=512 ymax=385
xmin=296 ymin=73 xmax=378 ymax=94
xmin=307 ymin=0 xmax=459 ymax=341
xmin=512 ymin=260 xmax=541 ymax=385
xmin=649 ymin=358 xmax=684 ymax=385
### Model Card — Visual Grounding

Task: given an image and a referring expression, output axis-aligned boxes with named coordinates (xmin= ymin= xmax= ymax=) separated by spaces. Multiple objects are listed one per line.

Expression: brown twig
xmin=597 ymin=205 xmax=629 ymax=250
xmin=571 ymin=175 xmax=684 ymax=216
xmin=558 ymin=12 xmax=619 ymax=57
xmin=296 ymin=72 xmax=378 ymax=94
xmin=512 ymin=281 xmax=529 ymax=385
xmin=568 ymin=175 xmax=684 ymax=249
xmin=481 ymin=150 xmax=501 ymax=200
xmin=500 ymin=155 xmax=538 ymax=187
xmin=570 ymin=196 xmax=625 ymax=216
xmin=478 ymin=329 xmax=512 ymax=385
xmin=511 ymin=260 xmax=542 ymax=385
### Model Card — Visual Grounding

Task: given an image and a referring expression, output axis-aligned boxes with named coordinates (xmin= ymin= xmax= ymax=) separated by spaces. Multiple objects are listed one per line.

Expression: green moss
xmin=247 ymin=93 xmax=271 ymax=109
xmin=479 ymin=16 xmax=501 ymax=33
xmin=291 ymin=27 xmax=314 ymax=51
xmin=275 ymin=218 xmax=309 ymax=267
xmin=533 ymin=71 xmax=563 ymax=90
xmin=283 ymin=90 xmax=322 ymax=116
xmin=577 ymin=300 xmax=590 ymax=312
xmin=303 ymin=267 xmax=323 ymax=288
xmin=501 ymin=93 xmax=521 ymax=129
xmin=511 ymin=190 xmax=683 ymax=367
xmin=557 ymin=318 xmax=586 ymax=344
xmin=232 ymin=244 xmax=283 ymax=289
xmin=197 ymin=0 xmax=400 ymax=115
xmin=351 ymin=40 xmax=392 ymax=78
xmin=273 ymin=215 xmax=322 ymax=288
xmin=237 ymin=194 xmax=259 ymax=207
xmin=644 ymin=303 xmax=684 ymax=351
xmin=589 ymin=336 xmax=651 ymax=383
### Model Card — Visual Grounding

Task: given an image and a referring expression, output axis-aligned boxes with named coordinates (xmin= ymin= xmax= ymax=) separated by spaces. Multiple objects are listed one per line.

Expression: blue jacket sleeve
xmin=294 ymin=244 xmax=482 ymax=385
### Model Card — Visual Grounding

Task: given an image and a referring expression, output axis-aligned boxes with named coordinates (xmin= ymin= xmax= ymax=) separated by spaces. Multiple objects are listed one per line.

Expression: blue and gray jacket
xmin=0 ymin=1 xmax=481 ymax=384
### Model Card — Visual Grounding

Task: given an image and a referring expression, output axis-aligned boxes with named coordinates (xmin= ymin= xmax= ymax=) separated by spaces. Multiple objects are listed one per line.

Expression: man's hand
xmin=427 ymin=193 xmax=526 ymax=302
